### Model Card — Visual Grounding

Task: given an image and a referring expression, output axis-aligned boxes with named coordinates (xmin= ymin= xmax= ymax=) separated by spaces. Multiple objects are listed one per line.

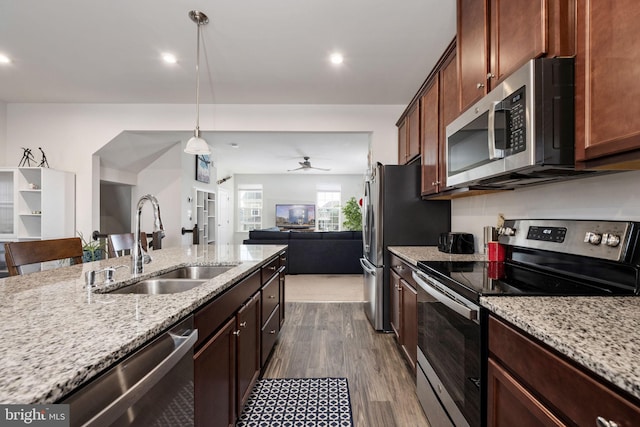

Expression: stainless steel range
xmin=413 ymin=219 xmax=640 ymax=427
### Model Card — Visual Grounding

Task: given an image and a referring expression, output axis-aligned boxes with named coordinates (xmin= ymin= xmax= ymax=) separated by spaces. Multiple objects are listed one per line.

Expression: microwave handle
xmin=488 ymin=101 xmax=505 ymax=160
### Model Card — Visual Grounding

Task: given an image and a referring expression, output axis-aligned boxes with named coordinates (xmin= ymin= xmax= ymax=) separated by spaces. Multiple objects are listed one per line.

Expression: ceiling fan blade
xmin=287 ymin=166 xmax=305 ymax=172
xmin=310 ymin=166 xmax=331 ymax=171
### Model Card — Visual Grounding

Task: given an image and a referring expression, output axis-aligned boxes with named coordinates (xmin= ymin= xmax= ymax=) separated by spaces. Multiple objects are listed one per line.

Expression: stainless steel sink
xmin=156 ymin=265 xmax=234 ymax=280
xmin=105 ymin=265 xmax=235 ymax=294
xmin=108 ymin=278 xmax=207 ymax=295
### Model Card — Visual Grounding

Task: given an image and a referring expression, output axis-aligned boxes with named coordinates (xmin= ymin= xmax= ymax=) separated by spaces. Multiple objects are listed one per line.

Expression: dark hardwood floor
xmin=262 ymin=302 xmax=430 ymax=427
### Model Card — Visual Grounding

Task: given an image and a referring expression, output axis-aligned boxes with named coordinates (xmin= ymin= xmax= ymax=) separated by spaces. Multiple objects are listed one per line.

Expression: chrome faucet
xmin=132 ymin=194 xmax=165 ymax=274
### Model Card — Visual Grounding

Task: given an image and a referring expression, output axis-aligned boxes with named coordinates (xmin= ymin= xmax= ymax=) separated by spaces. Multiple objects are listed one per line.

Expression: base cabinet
xmin=488 ymin=315 xmax=640 ymax=427
xmin=389 ymin=254 xmax=418 ymax=372
xmin=194 ymin=317 xmax=237 ymax=427
xmin=193 ymin=250 xmax=287 ymax=427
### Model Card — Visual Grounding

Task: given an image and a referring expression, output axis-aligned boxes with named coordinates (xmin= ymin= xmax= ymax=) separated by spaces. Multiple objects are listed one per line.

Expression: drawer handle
xmin=239 ymin=321 xmax=247 ymax=328
xmin=233 ymin=330 xmax=241 ymax=337
xmin=269 ymin=330 xmax=276 ymax=335
xmin=268 ymin=266 xmax=277 ymax=271
xmin=596 ymin=417 xmax=619 ymax=427
xmin=268 ymin=295 xmax=276 ymax=299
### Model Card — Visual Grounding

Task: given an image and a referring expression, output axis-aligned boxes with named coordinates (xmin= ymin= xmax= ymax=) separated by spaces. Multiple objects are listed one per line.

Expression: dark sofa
xmin=243 ymin=230 xmax=363 ymax=274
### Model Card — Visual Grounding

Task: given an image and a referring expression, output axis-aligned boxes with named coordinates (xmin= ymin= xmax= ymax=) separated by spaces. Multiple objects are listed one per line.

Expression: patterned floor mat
xmin=236 ymin=377 xmax=353 ymax=427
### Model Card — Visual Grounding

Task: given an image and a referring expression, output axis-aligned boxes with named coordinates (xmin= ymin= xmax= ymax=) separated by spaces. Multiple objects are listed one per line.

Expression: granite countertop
xmin=388 ymin=246 xmax=487 ymax=265
xmin=0 ymin=244 xmax=286 ymax=404
xmin=482 ymin=296 xmax=640 ymax=401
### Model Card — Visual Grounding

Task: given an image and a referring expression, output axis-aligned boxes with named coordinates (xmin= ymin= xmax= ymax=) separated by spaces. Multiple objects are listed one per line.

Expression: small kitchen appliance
xmin=438 ymin=232 xmax=475 ymax=254
xmin=414 ymin=219 xmax=640 ymax=427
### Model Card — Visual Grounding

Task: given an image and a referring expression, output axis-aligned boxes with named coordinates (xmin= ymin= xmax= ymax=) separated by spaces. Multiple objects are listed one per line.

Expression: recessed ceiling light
xmin=0 ymin=54 xmax=11 ymax=64
xmin=162 ymin=53 xmax=177 ymax=64
xmin=330 ymin=53 xmax=344 ymax=65
xmin=230 ymin=143 xmax=239 ymax=148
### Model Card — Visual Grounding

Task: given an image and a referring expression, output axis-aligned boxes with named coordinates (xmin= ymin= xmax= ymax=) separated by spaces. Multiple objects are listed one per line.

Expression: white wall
xmin=451 ymin=170 xmax=640 ymax=251
xmin=4 ymin=103 xmax=403 ymax=243
xmin=233 ymin=173 xmax=363 ymax=243
xmin=0 ymin=101 xmax=6 ymax=165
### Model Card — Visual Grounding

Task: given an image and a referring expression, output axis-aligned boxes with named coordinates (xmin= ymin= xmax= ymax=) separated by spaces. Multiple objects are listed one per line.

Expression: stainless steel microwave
xmin=445 ymin=57 xmax=580 ymax=189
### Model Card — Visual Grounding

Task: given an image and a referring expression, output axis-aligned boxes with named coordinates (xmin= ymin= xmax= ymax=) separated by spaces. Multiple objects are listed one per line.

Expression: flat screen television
xmin=275 ymin=204 xmax=315 ymax=229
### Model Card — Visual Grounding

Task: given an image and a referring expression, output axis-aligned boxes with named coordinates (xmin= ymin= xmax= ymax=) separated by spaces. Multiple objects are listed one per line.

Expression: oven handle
xmin=412 ymin=271 xmax=478 ymax=322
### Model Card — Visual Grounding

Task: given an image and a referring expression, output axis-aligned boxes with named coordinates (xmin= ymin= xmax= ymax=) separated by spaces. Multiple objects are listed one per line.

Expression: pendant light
xmin=184 ymin=10 xmax=211 ymax=155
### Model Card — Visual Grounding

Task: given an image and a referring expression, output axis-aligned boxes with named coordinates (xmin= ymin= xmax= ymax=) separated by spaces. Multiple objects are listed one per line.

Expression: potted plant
xmin=342 ymin=197 xmax=362 ymax=231
xmin=78 ymin=231 xmax=105 ymax=262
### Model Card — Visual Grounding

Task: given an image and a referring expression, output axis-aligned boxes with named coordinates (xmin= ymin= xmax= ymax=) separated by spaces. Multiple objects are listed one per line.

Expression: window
xmin=316 ymin=190 xmax=341 ymax=231
xmin=238 ymin=185 xmax=263 ymax=231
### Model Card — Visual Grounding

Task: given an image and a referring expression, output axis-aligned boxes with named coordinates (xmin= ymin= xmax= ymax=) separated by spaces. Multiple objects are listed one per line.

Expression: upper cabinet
xmin=457 ymin=0 xmax=575 ymax=112
xmin=422 ymin=45 xmax=458 ymax=196
xmin=398 ymin=102 xmax=421 ymax=165
xmin=575 ymin=1 xmax=640 ymax=168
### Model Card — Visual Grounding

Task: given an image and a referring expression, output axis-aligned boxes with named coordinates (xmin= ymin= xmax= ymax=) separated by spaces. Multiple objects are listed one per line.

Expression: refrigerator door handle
xmin=359 ymin=258 xmax=377 ymax=275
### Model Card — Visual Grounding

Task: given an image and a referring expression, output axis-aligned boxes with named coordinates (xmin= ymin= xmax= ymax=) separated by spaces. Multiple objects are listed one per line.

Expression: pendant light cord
xmin=195 ymin=19 xmax=201 ymax=135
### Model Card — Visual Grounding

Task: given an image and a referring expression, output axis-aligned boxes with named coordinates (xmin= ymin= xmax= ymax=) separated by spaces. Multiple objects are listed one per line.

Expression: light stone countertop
xmin=388 ymin=246 xmax=487 ymax=266
xmin=0 ymin=244 xmax=286 ymax=404
xmin=389 ymin=246 xmax=640 ymax=402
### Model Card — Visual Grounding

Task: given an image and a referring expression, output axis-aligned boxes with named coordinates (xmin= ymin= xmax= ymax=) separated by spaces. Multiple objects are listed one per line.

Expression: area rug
xmin=236 ymin=377 xmax=354 ymax=427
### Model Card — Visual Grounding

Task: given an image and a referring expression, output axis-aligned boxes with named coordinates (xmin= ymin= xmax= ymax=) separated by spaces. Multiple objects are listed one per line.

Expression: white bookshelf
xmin=192 ymin=187 xmax=216 ymax=244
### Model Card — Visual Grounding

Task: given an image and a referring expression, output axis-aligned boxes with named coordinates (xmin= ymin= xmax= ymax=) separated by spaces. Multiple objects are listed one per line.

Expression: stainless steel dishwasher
xmin=62 ymin=316 xmax=198 ymax=427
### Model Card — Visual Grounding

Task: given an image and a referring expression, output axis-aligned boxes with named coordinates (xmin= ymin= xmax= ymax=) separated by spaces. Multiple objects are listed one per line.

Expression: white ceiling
xmin=0 ymin=0 xmax=456 ymax=175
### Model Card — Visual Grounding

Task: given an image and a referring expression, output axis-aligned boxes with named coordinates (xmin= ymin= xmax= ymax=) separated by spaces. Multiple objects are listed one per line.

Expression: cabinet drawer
xmin=261 ymin=306 xmax=280 ymax=366
xmin=489 ymin=316 xmax=640 ymax=427
xmin=261 ymin=274 xmax=279 ymax=325
xmin=390 ymin=254 xmax=415 ymax=285
xmin=195 ymin=269 xmax=261 ymax=348
xmin=261 ymin=256 xmax=280 ymax=284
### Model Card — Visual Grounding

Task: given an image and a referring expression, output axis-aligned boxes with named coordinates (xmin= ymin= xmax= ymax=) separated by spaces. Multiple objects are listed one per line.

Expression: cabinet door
xmin=489 ymin=0 xmax=545 ymax=86
xmin=389 ymin=269 xmax=402 ymax=339
xmin=194 ymin=316 xmax=237 ymax=427
xmin=457 ymin=0 xmax=489 ymax=111
xmin=487 ymin=359 xmax=566 ymax=427
xmin=421 ymin=78 xmax=440 ymax=196
xmin=398 ymin=118 xmax=408 ymax=165
xmin=407 ymin=102 xmax=421 ymax=163
xmin=439 ymin=50 xmax=458 ymax=191
xmin=236 ymin=293 xmax=261 ymax=416
xmin=575 ymin=0 xmax=640 ymax=167
xmin=400 ymin=279 xmax=417 ymax=372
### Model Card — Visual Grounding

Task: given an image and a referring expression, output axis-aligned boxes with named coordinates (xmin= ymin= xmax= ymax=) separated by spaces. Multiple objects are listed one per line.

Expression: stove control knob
xmin=584 ymin=231 xmax=602 ymax=245
xmin=501 ymin=227 xmax=516 ymax=236
xmin=603 ymin=233 xmax=621 ymax=247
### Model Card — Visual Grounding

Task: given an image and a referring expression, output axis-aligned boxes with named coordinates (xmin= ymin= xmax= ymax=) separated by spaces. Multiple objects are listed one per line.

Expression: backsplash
xmin=450 ymin=170 xmax=640 ymax=253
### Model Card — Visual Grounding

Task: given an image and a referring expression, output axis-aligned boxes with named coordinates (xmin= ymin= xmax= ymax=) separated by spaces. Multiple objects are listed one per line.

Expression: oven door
xmin=413 ymin=271 xmax=481 ymax=427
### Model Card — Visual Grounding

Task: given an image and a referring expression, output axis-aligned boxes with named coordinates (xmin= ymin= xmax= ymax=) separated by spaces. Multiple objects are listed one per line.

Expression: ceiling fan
xmin=287 ymin=156 xmax=331 ymax=172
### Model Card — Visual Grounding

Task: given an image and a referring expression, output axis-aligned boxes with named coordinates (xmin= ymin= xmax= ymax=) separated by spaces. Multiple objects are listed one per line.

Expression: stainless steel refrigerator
xmin=360 ymin=162 xmax=451 ymax=331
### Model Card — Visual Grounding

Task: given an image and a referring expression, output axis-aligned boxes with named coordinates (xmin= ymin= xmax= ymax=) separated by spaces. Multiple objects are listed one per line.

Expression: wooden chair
xmin=107 ymin=232 xmax=148 ymax=258
xmin=4 ymin=237 xmax=84 ymax=276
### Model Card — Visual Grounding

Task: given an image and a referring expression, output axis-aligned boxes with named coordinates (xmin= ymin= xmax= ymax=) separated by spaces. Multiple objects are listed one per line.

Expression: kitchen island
xmin=0 ymin=244 xmax=286 ymax=404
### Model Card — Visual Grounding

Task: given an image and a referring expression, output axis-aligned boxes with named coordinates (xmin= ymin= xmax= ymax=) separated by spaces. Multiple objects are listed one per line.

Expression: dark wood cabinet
xmin=457 ymin=0 xmax=574 ymax=112
xmin=193 ymin=250 xmax=287 ymax=427
xmin=398 ymin=102 xmax=421 ymax=165
xmin=236 ymin=293 xmax=261 ymax=416
xmin=399 ymin=279 xmax=417 ymax=371
xmin=575 ymin=0 xmax=640 ymax=169
xmin=194 ymin=316 xmax=237 ymax=427
xmin=390 ymin=269 xmax=401 ymax=338
xmin=389 ymin=254 xmax=418 ymax=372
xmin=488 ymin=315 xmax=640 ymax=427
xmin=421 ymin=43 xmax=458 ymax=196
